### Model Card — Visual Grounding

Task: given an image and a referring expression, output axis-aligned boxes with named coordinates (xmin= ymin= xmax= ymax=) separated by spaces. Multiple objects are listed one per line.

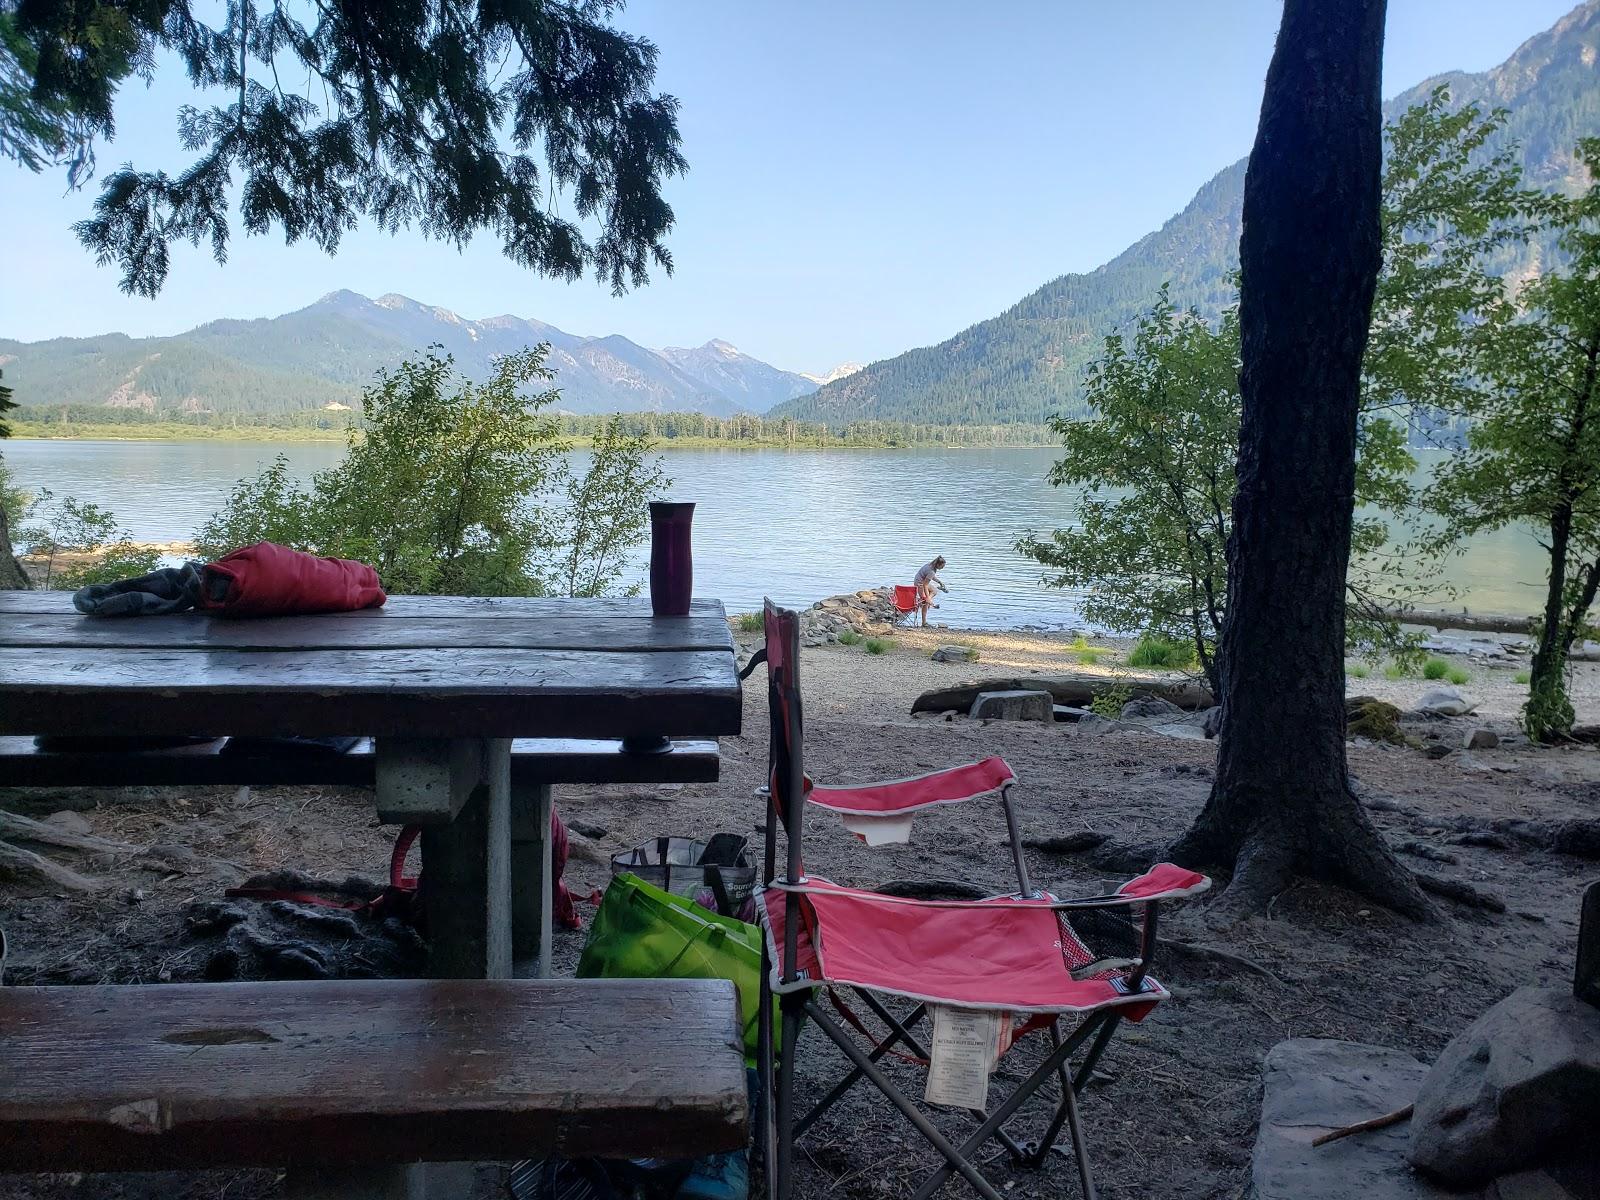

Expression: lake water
xmin=0 ymin=439 xmax=1549 ymax=629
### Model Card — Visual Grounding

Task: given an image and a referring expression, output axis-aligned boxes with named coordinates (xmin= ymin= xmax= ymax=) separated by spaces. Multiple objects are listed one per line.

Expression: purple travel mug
xmin=648 ymin=502 xmax=695 ymax=617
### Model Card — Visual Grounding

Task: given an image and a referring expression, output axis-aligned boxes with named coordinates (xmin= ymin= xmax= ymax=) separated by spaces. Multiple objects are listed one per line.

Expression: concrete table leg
xmin=415 ymin=737 xmax=513 ymax=980
xmin=510 ymin=781 xmax=554 ymax=977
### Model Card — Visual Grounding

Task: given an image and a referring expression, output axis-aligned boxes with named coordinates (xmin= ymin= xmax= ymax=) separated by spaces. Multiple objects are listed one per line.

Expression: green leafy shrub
xmin=736 ymin=612 xmax=762 ymax=633
xmin=16 ymin=488 xmax=160 ymax=589
xmin=1383 ymin=662 xmax=1407 ymax=681
xmin=1069 ymin=634 xmax=1090 ymax=651
xmin=1089 ymin=682 xmax=1132 ymax=718
xmin=1515 ymin=670 xmax=1531 ymax=685
xmin=1422 ymin=657 xmax=1450 ymax=680
xmin=1348 ymin=662 xmax=1371 ymax=679
xmin=1077 ymin=648 xmax=1103 ymax=666
xmin=837 ymin=629 xmax=862 ymax=646
xmin=1127 ymin=631 xmax=1196 ymax=670
xmin=196 ymin=347 xmax=667 ymax=596
xmin=1445 ymin=666 xmax=1471 ymax=686
xmin=863 ymin=637 xmax=890 ymax=656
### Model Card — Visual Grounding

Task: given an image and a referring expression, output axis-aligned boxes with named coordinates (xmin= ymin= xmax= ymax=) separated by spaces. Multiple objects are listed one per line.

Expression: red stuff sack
xmin=198 ymin=542 xmax=386 ymax=617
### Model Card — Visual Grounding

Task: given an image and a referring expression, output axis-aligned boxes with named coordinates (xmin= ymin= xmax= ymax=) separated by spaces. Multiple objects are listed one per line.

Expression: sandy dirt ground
xmin=2 ymin=624 xmax=1599 ymax=1200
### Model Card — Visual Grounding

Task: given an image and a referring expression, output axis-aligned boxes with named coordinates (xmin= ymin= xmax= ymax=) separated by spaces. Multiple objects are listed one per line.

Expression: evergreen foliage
xmin=10 ymin=0 xmax=684 ymax=295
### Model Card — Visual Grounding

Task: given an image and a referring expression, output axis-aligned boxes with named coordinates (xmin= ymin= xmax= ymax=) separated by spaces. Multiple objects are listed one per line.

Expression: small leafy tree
xmin=549 ymin=416 xmax=669 ymax=598
xmin=1426 ymin=139 xmax=1600 ymax=740
xmin=1019 ymin=93 xmax=1539 ymax=688
xmin=197 ymin=348 xmax=564 ymax=595
xmin=1016 ymin=292 xmax=1236 ymax=693
xmin=15 ymin=488 xmax=160 ymax=588
xmin=197 ymin=345 xmax=669 ymax=597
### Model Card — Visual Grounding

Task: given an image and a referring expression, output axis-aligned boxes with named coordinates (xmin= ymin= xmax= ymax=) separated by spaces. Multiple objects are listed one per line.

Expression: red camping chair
xmin=742 ymin=599 xmax=1209 ymax=1200
xmin=893 ymin=583 xmax=919 ymax=620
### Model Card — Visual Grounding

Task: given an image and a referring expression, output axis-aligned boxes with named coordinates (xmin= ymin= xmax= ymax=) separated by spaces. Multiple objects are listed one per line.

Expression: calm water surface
xmin=0 ymin=440 xmax=1550 ymax=628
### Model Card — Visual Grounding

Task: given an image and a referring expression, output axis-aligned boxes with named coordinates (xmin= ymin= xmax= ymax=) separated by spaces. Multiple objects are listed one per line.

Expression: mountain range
xmin=770 ymin=0 xmax=1600 ymax=427
xmin=0 ymin=290 xmax=852 ymax=418
xmin=3 ymin=3 xmax=1595 ymax=429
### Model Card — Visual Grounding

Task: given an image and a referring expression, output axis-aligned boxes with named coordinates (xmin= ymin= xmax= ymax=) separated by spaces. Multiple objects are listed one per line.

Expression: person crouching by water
xmin=914 ymin=556 xmax=948 ymax=627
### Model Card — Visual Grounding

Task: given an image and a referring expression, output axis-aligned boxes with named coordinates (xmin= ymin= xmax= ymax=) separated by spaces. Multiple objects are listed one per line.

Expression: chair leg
xmin=1060 ymin=1074 xmax=1098 ymax=1200
xmin=795 ymin=999 xmax=927 ymax=1137
xmin=910 ymin=1013 xmax=1110 ymax=1200
xmin=757 ymin=962 xmax=778 ymax=1200
xmin=1027 ymin=1013 xmax=1122 ymax=1168
xmin=774 ymin=992 xmax=806 ymax=1200
xmin=805 ymin=1002 xmax=1009 ymax=1200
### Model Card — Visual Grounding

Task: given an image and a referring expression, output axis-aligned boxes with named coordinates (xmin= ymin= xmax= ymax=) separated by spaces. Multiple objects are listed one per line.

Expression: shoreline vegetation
xmin=6 ymin=408 xmax=1058 ymax=449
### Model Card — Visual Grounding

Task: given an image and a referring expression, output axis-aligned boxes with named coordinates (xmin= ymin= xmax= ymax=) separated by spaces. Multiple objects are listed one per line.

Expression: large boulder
xmin=1417 ymin=685 xmax=1480 ymax=717
xmin=1409 ymin=986 xmax=1600 ymax=1189
xmin=1120 ymin=696 xmax=1185 ymax=720
xmin=969 ymin=689 xmax=1054 ymax=722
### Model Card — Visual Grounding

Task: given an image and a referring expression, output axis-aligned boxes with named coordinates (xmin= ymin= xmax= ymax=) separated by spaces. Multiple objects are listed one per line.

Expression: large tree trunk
xmin=0 ymin=502 xmax=30 ymax=590
xmin=1168 ymin=0 xmax=1434 ymax=918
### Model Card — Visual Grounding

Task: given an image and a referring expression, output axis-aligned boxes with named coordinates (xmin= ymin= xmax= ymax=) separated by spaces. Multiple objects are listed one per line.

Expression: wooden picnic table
xmin=0 ymin=591 xmax=742 ymax=978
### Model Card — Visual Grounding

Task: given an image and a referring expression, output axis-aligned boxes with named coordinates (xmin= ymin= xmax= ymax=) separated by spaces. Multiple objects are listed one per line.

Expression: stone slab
xmin=969 ymin=689 xmax=1054 ymax=722
xmin=1253 ymin=1039 xmax=1450 ymax=1200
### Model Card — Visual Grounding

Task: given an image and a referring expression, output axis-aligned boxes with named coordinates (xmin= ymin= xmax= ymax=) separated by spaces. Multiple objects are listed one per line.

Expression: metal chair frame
xmin=746 ymin=599 xmax=1170 ymax=1200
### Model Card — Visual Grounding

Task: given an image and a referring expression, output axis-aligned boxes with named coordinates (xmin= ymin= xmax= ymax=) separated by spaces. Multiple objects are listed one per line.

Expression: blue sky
xmin=0 ymin=0 xmax=1581 ymax=373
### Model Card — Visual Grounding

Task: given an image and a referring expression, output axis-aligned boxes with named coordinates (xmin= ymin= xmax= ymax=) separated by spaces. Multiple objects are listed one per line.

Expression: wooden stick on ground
xmin=1312 ymin=1104 xmax=1414 ymax=1148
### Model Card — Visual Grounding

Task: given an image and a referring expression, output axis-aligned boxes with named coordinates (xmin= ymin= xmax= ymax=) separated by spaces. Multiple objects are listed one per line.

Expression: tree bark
xmin=1167 ymin=0 xmax=1434 ymax=918
xmin=0 ymin=502 xmax=31 ymax=590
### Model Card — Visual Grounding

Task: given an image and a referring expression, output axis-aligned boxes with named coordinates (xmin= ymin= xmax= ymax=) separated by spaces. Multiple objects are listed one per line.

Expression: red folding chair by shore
xmin=741 ymin=599 xmax=1209 ymax=1200
xmin=893 ymin=583 xmax=919 ymax=620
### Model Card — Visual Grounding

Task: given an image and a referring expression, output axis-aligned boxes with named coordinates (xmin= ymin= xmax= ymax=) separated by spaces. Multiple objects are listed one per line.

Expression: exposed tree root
xmin=0 ymin=838 xmax=103 ymax=890
xmin=0 ymin=809 xmax=139 ymax=856
xmin=1414 ymin=873 xmax=1507 ymax=913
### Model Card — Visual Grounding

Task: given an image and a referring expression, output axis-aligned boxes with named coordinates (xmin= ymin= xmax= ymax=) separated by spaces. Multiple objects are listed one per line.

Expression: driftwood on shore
xmin=911 ymin=673 xmax=1215 ymax=715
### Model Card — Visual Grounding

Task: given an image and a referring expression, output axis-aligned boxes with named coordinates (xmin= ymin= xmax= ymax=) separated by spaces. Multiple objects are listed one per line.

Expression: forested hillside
xmin=0 ymin=292 xmax=818 ymax=418
xmin=772 ymin=1 xmax=1600 ymax=427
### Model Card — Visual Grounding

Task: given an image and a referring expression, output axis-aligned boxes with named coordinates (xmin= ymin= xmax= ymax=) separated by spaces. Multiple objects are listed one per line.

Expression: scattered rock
xmin=1347 ymin=696 xmax=1408 ymax=745
xmin=931 ymin=644 xmax=978 ymax=664
xmin=567 ymin=819 xmax=609 ymax=840
xmin=1202 ymin=706 xmax=1224 ymax=738
xmin=1053 ymin=705 xmax=1094 ymax=723
xmin=969 ymin=689 xmax=1054 ymax=722
xmin=1425 ymin=744 xmax=1454 ymax=760
xmin=1417 ymin=685 xmax=1480 ymax=717
xmin=1464 ymin=728 xmax=1500 ymax=751
xmin=1120 ymin=696 xmax=1185 ymax=720
xmin=185 ymin=900 xmax=249 ymax=936
xmin=1409 ymin=986 xmax=1600 ymax=1189
xmin=42 ymin=810 xmax=93 ymax=836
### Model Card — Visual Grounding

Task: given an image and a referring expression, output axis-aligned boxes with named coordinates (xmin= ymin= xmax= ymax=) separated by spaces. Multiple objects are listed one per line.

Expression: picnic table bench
xmin=0 ymin=977 xmax=749 ymax=1198
xmin=0 ymin=591 xmax=743 ymax=978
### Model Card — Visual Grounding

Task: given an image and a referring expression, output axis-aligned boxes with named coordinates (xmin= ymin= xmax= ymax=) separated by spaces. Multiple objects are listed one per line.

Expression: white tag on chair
xmin=924 ymin=1006 xmax=1002 ymax=1110
xmin=840 ymin=812 xmax=915 ymax=845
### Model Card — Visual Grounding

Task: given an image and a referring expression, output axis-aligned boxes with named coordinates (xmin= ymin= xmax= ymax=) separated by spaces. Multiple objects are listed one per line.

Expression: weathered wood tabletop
xmin=0 ymin=592 xmax=741 ymax=739
xmin=0 ymin=591 xmax=742 ymax=978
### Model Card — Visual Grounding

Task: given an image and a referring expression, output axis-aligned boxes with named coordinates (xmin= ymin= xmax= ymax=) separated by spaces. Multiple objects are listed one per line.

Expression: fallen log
xmin=911 ymin=673 xmax=1214 ymax=716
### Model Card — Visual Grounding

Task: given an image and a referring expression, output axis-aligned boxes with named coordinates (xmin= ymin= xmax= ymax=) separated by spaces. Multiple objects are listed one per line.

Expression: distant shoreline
xmin=5 ymin=422 xmax=1055 ymax=451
